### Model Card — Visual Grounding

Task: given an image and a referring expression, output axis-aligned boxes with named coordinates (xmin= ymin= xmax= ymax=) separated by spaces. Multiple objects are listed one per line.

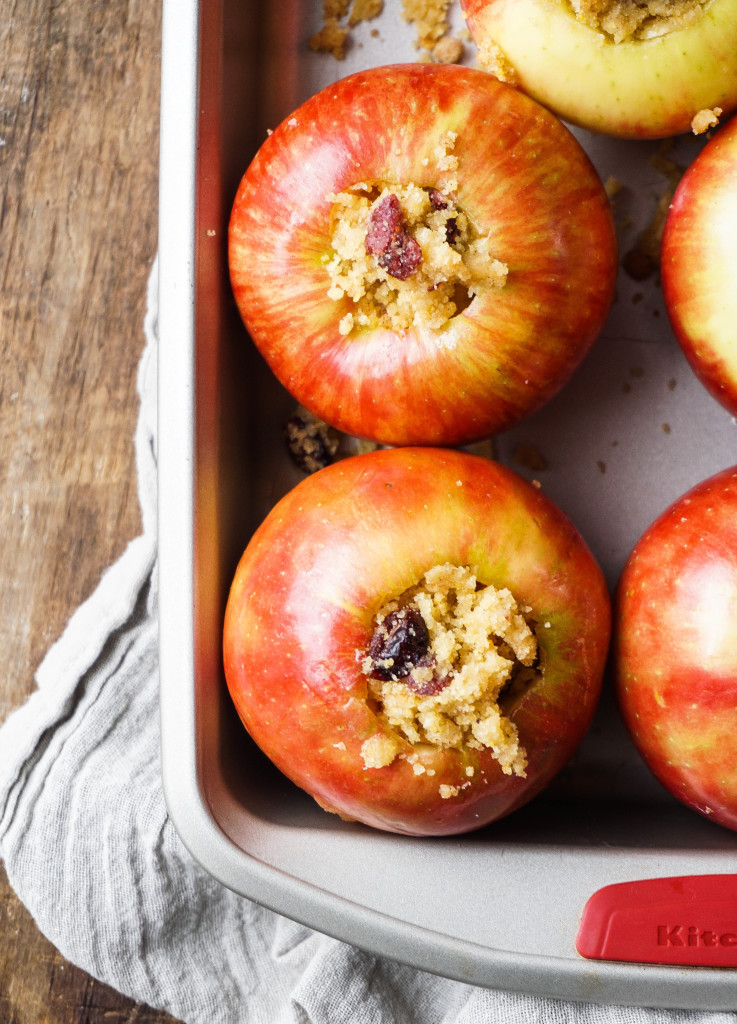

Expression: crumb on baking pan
xmin=691 ymin=107 xmax=722 ymax=134
xmin=324 ymin=137 xmax=507 ymax=334
xmin=358 ymin=563 xmax=540 ymax=777
xmin=567 ymin=0 xmax=710 ymax=43
xmin=284 ymin=407 xmax=340 ymax=474
xmin=309 ymin=0 xmax=385 ymax=58
xmin=401 ymin=0 xmax=453 ymax=49
xmin=622 ymin=141 xmax=685 ymax=280
xmin=285 ymin=406 xmax=379 ymax=473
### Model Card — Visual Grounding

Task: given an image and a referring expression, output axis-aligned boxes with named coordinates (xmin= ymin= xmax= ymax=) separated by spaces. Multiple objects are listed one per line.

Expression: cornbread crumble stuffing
xmin=325 ymin=138 xmax=507 ymax=335
xmin=691 ymin=107 xmax=722 ymax=134
xmin=309 ymin=0 xmax=384 ymax=59
xmin=567 ymin=0 xmax=711 ymax=43
xmin=358 ymin=564 xmax=540 ymax=779
xmin=475 ymin=39 xmax=519 ymax=84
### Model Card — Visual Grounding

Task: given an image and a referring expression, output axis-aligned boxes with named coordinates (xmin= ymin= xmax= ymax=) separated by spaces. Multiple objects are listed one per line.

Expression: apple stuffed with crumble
xmin=461 ymin=0 xmax=737 ymax=139
xmin=228 ymin=63 xmax=617 ymax=447
xmin=222 ymin=447 xmax=611 ymax=836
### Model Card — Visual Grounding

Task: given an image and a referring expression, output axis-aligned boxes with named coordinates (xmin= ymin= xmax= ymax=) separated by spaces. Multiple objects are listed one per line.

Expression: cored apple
xmin=662 ymin=116 xmax=737 ymax=416
xmin=223 ymin=447 xmax=611 ymax=836
xmin=461 ymin=0 xmax=737 ymax=138
xmin=616 ymin=466 xmax=737 ymax=831
xmin=228 ymin=63 xmax=616 ymax=447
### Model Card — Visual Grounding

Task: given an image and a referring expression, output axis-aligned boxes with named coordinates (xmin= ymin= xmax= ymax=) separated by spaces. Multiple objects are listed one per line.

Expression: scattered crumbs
xmin=513 ymin=443 xmax=548 ymax=472
xmin=622 ymin=246 xmax=656 ymax=282
xmin=456 ymin=479 xmax=463 ymax=487
xmin=412 ymin=762 xmax=427 ymax=775
xmin=531 ymin=479 xmax=542 ymax=490
xmin=597 ymin=460 xmax=607 ymax=474
xmin=287 ymin=117 xmax=298 ymax=127
xmin=401 ymin=0 xmax=454 ymax=51
xmin=309 ymin=18 xmax=350 ymax=59
xmin=604 ymin=175 xmax=623 ymax=200
xmin=691 ymin=107 xmax=722 ymax=135
xmin=431 ymin=34 xmax=465 ymax=64
xmin=662 ymin=422 xmax=672 ymax=434
xmin=439 ymin=784 xmax=460 ymax=799
xmin=284 ymin=406 xmax=340 ymax=474
xmin=622 ymin=141 xmax=686 ymax=280
xmin=349 ymin=0 xmax=384 ymax=26
xmin=309 ymin=0 xmax=384 ymax=58
xmin=668 ymin=378 xmax=677 ymax=391
xmin=465 ymin=766 xmax=475 ymax=777
xmin=333 ymin=741 xmax=347 ymax=750
xmin=206 ymin=229 xmax=216 ymax=237
xmin=543 ymin=621 xmax=551 ymax=629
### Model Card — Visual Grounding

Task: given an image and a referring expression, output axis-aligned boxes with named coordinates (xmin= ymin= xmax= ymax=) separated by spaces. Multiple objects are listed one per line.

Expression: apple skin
xmin=223 ymin=447 xmax=611 ymax=836
xmin=662 ymin=116 xmax=737 ymax=416
xmin=615 ymin=466 xmax=737 ymax=831
xmin=228 ymin=63 xmax=617 ymax=447
xmin=461 ymin=0 xmax=737 ymax=139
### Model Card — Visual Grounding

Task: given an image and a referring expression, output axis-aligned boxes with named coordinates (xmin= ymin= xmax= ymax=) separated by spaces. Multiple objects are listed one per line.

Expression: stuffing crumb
xmin=349 ymin=0 xmax=384 ymax=25
xmin=622 ymin=142 xmax=685 ymax=279
xmin=359 ymin=563 xmax=539 ymax=777
xmin=308 ymin=18 xmax=350 ymax=59
xmin=474 ymin=38 xmax=519 ymax=84
xmin=361 ymin=732 xmax=402 ymax=769
xmin=401 ymin=0 xmax=453 ymax=50
xmin=567 ymin=0 xmax=710 ymax=43
xmin=309 ymin=0 xmax=384 ymax=58
xmin=439 ymin=784 xmax=461 ymax=799
xmin=691 ymin=107 xmax=722 ymax=135
xmin=284 ymin=407 xmax=340 ymax=474
xmin=431 ymin=35 xmax=465 ymax=64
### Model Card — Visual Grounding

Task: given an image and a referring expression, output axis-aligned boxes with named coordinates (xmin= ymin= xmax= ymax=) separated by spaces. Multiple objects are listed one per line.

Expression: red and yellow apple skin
xmin=662 ymin=116 xmax=737 ymax=416
xmin=223 ymin=448 xmax=611 ymax=836
xmin=228 ymin=64 xmax=616 ymax=447
xmin=616 ymin=467 xmax=737 ymax=831
xmin=461 ymin=0 xmax=737 ymax=139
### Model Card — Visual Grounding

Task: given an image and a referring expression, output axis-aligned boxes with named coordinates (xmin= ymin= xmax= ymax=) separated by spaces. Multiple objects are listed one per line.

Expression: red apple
xmin=616 ymin=466 xmax=737 ymax=830
xmin=461 ymin=0 xmax=737 ymax=139
xmin=228 ymin=63 xmax=616 ymax=447
xmin=223 ymin=447 xmax=611 ymax=836
xmin=662 ymin=116 xmax=737 ymax=416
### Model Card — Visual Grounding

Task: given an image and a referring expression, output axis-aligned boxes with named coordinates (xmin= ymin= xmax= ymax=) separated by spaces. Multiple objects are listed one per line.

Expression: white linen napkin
xmin=0 ymin=258 xmax=732 ymax=1024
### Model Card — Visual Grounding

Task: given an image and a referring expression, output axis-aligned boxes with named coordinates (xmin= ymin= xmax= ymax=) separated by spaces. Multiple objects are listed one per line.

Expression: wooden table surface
xmin=1 ymin=2 xmax=181 ymax=1020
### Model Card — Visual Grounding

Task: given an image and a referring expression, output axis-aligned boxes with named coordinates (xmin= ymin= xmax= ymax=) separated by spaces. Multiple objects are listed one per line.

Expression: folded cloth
xmin=0 ymin=258 xmax=732 ymax=1024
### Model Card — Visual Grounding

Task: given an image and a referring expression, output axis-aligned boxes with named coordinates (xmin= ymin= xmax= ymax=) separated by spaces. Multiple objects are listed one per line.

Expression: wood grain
xmin=0 ymin=0 xmax=179 ymax=1020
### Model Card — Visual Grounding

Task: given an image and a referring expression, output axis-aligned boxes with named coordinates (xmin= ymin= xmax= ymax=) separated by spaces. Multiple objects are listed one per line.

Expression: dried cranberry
xmin=428 ymin=189 xmax=448 ymax=210
xmin=405 ymin=670 xmax=450 ymax=697
xmin=445 ymin=218 xmax=460 ymax=246
xmin=366 ymin=194 xmax=403 ymax=255
xmin=378 ymin=235 xmax=422 ymax=280
xmin=365 ymin=193 xmax=423 ymax=281
xmin=368 ymin=606 xmax=431 ymax=680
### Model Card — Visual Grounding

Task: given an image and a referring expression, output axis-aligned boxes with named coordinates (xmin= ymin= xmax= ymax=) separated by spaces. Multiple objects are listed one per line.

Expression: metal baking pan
xmin=158 ymin=0 xmax=737 ymax=1008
